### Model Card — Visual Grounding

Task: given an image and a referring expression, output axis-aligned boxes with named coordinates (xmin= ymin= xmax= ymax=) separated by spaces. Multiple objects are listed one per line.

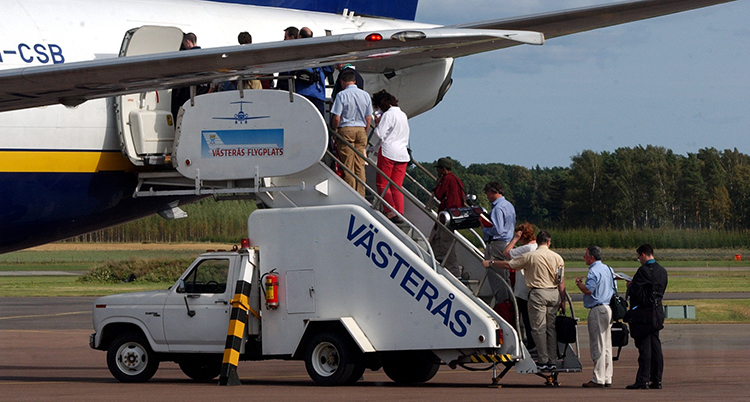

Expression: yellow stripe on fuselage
xmin=0 ymin=151 xmax=135 ymax=173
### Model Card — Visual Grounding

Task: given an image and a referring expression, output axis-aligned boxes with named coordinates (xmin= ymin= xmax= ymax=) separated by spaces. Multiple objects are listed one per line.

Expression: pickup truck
xmin=90 ymin=205 xmax=529 ymax=385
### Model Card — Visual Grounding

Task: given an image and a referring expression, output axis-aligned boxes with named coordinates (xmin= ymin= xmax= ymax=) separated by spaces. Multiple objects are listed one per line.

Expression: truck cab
xmin=91 ymin=248 xmax=261 ymax=382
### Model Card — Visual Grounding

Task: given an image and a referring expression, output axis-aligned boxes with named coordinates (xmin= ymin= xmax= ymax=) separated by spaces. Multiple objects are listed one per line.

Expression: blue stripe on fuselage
xmin=207 ymin=0 xmax=419 ymax=20
xmin=0 ymin=171 xmax=200 ymax=253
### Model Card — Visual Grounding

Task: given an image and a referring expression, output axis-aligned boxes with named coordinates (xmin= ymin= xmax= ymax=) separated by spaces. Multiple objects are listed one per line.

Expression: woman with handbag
xmin=502 ymin=223 xmax=537 ymax=351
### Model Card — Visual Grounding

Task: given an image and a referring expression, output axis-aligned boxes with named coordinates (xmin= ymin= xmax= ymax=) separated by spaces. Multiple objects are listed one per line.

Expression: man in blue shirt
xmin=481 ymin=181 xmax=516 ymax=304
xmin=330 ymin=70 xmax=372 ymax=197
xmin=576 ymin=246 xmax=615 ymax=388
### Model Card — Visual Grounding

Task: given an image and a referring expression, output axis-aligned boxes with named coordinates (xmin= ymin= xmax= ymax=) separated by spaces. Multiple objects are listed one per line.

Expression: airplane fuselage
xmin=0 ymin=0 xmax=448 ymax=253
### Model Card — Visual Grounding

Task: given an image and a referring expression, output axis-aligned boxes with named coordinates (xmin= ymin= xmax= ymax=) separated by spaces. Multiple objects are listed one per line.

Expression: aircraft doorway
xmin=116 ymin=26 xmax=184 ymax=166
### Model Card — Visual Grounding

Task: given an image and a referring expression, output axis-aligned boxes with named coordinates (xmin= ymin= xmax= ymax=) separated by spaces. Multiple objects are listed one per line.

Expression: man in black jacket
xmin=625 ymin=243 xmax=668 ymax=390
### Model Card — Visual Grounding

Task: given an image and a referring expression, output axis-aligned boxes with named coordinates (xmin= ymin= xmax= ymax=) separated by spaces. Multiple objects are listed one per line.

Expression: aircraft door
xmin=163 ymin=258 xmax=232 ymax=353
xmin=116 ymin=26 xmax=184 ymax=166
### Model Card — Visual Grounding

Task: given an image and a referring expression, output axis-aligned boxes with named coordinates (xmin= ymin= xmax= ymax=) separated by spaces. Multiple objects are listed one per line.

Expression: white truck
xmin=90 ymin=204 xmax=545 ymax=385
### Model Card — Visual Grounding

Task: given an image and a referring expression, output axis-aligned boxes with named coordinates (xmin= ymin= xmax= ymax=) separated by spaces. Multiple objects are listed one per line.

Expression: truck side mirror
xmin=177 ymin=279 xmax=186 ymax=293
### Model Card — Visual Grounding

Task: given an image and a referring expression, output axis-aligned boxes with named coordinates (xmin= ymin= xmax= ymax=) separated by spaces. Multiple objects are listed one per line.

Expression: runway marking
xmin=0 ymin=311 xmax=87 ymax=320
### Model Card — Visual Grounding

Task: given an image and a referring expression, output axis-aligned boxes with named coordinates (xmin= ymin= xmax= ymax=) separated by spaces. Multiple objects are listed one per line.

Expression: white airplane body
xmin=1 ymin=0 xmax=435 ymax=150
xmin=0 ymin=0 xmax=736 ymax=253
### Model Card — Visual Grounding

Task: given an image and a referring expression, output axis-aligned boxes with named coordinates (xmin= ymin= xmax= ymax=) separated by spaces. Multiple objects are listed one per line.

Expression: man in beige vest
xmin=483 ymin=230 xmax=566 ymax=371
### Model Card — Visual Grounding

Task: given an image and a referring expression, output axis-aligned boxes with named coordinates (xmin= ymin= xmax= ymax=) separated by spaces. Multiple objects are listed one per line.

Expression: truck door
xmin=116 ymin=25 xmax=184 ymax=166
xmin=163 ymin=258 xmax=232 ymax=353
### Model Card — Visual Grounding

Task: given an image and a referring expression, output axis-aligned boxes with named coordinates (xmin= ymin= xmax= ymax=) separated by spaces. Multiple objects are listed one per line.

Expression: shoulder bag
xmin=608 ymin=266 xmax=628 ymax=322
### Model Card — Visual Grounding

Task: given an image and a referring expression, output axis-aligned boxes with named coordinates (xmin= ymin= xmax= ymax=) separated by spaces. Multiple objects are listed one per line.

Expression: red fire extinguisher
xmin=264 ymin=273 xmax=279 ymax=309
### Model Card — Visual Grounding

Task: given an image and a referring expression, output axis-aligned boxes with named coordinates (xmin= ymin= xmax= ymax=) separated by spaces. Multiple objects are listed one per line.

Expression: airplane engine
xmin=361 ymin=58 xmax=454 ymax=118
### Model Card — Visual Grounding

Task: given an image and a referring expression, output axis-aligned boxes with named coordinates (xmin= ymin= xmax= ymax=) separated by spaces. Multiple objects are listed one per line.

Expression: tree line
xmin=72 ymin=146 xmax=750 ymax=247
xmin=407 ymin=146 xmax=750 ymax=231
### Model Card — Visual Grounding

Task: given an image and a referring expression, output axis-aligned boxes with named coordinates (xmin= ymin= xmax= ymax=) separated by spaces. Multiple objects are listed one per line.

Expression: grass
xmin=555 ymin=247 xmax=749 ymax=267
xmin=2 ymin=245 xmax=749 ymax=323
xmin=569 ymin=299 xmax=750 ymax=324
xmin=564 ymin=269 xmax=750 ymax=293
xmin=0 ymin=248 xmax=221 ymax=266
xmin=0 ymin=262 xmax=91 ymax=272
xmin=0 ymin=276 xmax=173 ymax=297
xmin=77 ymin=258 xmax=192 ymax=283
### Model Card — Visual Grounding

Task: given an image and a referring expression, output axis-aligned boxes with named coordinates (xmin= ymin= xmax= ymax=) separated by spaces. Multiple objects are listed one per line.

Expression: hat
xmin=436 ymin=157 xmax=452 ymax=169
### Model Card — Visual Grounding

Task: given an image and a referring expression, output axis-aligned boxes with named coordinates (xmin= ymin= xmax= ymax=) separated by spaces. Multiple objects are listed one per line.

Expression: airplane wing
xmin=0 ymin=28 xmax=541 ymax=113
xmin=440 ymin=0 xmax=736 ymax=58
xmin=0 ymin=0 xmax=734 ymax=113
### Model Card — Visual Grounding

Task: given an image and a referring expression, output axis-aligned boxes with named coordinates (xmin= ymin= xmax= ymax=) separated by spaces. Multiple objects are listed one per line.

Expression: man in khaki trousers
xmin=330 ymin=70 xmax=372 ymax=197
xmin=576 ymin=246 xmax=614 ymax=388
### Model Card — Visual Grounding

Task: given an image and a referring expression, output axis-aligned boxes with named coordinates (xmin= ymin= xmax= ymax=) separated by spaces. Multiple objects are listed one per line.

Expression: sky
xmin=408 ymin=0 xmax=749 ymax=168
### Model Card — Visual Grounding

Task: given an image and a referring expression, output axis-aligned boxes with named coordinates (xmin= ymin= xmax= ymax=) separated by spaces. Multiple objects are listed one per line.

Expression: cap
xmin=436 ymin=157 xmax=452 ymax=169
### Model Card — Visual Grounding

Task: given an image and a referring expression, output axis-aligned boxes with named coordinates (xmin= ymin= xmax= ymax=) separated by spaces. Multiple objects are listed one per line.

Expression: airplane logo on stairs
xmin=212 ymin=101 xmax=269 ymax=124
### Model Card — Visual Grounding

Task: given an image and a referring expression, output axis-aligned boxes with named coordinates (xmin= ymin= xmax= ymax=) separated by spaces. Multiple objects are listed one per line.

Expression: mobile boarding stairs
xmin=127 ymin=88 xmax=582 ymax=386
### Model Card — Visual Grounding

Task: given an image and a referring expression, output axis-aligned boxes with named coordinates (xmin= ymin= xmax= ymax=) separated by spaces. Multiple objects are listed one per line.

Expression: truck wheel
xmin=106 ymin=332 xmax=159 ymax=383
xmin=179 ymin=356 xmax=222 ymax=382
xmin=383 ymin=350 xmax=440 ymax=384
xmin=304 ymin=332 xmax=364 ymax=386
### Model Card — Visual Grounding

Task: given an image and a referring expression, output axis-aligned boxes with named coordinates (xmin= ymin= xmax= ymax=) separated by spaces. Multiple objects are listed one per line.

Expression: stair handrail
xmin=329 ymin=128 xmax=506 ymax=274
xmin=326 ymin=129 xmax=437 ymax=269
xmin=475 ymin=267 xmax=523 ymax=343
xmin=410 ymin=158 xmax=438 ymax=181
xmin=328 ymin=129 xmax=521 ymax=340
xmin=324 ymin=148 xmax=436 ymax=270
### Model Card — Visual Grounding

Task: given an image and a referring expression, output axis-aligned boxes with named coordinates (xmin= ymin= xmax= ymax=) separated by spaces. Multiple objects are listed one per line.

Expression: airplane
xmin=212 ymin=101 xmax=269 ymax=124
xmin=0 ymin=0 xmax=737 ymax=254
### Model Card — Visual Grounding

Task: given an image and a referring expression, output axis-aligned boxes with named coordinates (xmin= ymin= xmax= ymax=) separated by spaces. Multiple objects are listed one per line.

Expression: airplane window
xmin=180 ymin=259 xmax=229 ymax=294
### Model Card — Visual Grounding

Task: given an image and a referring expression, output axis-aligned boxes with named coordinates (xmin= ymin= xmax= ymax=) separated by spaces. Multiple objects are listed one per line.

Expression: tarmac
xmin=1 ymin=297 xmax=748 ymax=401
